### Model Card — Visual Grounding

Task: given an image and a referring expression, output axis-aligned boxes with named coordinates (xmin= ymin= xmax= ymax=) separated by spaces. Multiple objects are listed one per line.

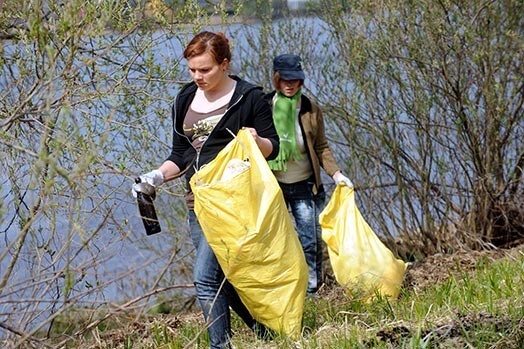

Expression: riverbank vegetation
xmin=30 ymin=244 xmax=524 ymax=348
xmin=1 ymin=0 xmax=522 ymax=347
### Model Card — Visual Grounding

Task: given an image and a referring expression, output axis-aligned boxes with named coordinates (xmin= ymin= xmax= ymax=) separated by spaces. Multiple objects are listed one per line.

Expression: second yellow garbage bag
xmin=320 ymin=184 xmax=406 ymax=300
xmin=189 ymin=129 xmax=308 ymax=338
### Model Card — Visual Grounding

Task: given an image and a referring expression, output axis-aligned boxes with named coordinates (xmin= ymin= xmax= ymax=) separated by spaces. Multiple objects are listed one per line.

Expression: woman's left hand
xmin=243 ymin=127 xmax=273 ymax=158
xmin=244 ymin=127 xmax=260 ymax=141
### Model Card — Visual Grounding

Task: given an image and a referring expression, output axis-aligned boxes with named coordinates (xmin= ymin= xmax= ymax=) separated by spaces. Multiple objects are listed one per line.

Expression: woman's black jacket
xmin=166 ymin=76 xmax=280 ymax=183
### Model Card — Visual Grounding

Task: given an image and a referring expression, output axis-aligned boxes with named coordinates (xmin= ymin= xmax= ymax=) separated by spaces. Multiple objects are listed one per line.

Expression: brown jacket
xmin=266 ymin=92 xmax=341 ymax=195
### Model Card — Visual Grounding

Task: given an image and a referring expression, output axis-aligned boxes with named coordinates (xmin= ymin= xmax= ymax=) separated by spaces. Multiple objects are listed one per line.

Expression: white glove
xmin=132 ymin=169 xmax=164 ymax=198
xmin=139 ymin=169 xmax=164 ymax=186
xmin=333 ymin=172 xmax=354 ymax=188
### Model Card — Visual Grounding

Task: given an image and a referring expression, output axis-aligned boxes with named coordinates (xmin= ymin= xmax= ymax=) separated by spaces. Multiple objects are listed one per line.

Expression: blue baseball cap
xmin=273 ymin=54 xmax=306 ymax=81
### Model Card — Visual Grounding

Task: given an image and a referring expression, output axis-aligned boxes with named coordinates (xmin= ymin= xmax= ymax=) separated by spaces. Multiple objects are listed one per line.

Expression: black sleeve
xmin=250 ymin=89 xmax=280 ymax=160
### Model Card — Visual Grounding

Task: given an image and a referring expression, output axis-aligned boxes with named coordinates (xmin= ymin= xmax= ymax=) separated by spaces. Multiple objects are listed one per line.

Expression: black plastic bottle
xmin=135 ymin=177 xmax=161 ymax=235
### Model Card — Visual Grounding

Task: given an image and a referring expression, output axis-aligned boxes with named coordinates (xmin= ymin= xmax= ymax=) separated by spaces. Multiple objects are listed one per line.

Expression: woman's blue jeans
xmin=278 ymin=178 xmax=326 ymax=295
xmin=188 ymin=210 xmax=268 ymax=348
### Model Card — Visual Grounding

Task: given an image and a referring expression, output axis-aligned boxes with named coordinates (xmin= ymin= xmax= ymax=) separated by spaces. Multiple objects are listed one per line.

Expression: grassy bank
xmin=36 ymin=245 xmax=523 ymax=349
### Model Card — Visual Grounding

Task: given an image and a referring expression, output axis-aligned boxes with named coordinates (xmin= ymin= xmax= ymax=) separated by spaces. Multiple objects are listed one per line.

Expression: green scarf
xmin=268 ymin=91 xmax=303 ymax=171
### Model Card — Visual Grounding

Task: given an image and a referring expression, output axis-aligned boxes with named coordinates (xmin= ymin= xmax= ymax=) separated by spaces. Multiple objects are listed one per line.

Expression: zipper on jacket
xmin=194 ymin=93 xmax=244 ymax=169
xmin=173 ymin=92 xmax=245 ymax=171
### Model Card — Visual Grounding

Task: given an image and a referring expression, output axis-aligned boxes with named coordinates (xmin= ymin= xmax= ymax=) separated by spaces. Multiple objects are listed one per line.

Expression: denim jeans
xmin=278 ymin=178 xmax=326 ymax=294
xmin=188 ymin=210 xmax=270 ymax=348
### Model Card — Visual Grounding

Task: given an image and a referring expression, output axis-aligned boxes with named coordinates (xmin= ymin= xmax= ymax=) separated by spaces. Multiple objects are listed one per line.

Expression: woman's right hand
xmin=132 ymin=169 xmax=164 ymax=198
xmin=333 ymin=171 xmax=354 ymax=189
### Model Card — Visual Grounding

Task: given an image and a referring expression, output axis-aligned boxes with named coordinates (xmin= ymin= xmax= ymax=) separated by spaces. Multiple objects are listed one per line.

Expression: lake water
xmin=0 ymin=18 xmax=340 ymax=334
xmin=0 ymin=15 xmax=417 ymax=335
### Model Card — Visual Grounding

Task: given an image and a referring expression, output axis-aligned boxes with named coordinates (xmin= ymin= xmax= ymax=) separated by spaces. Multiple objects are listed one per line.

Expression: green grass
xmin=227 ymin=251 xmax=524 ymax=348
xmin=50 ymin=250 xmax=524 ymax=348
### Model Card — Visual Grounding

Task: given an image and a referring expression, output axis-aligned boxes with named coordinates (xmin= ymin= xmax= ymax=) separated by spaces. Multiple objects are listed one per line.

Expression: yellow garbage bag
xmin=189 ymin=129 xmax=308 ymax=337
xmin=320 ymin=184 xmax=406 ymax=300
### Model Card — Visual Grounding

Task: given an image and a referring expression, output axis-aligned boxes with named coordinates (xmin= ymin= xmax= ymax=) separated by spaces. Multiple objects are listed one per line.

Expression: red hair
xmin=183 ymin=31 xmax=231 ymax=64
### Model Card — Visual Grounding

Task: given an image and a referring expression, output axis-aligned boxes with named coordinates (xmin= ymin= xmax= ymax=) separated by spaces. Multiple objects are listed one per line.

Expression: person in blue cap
xmin=265 ymin=53 xmax=354 ymax=295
